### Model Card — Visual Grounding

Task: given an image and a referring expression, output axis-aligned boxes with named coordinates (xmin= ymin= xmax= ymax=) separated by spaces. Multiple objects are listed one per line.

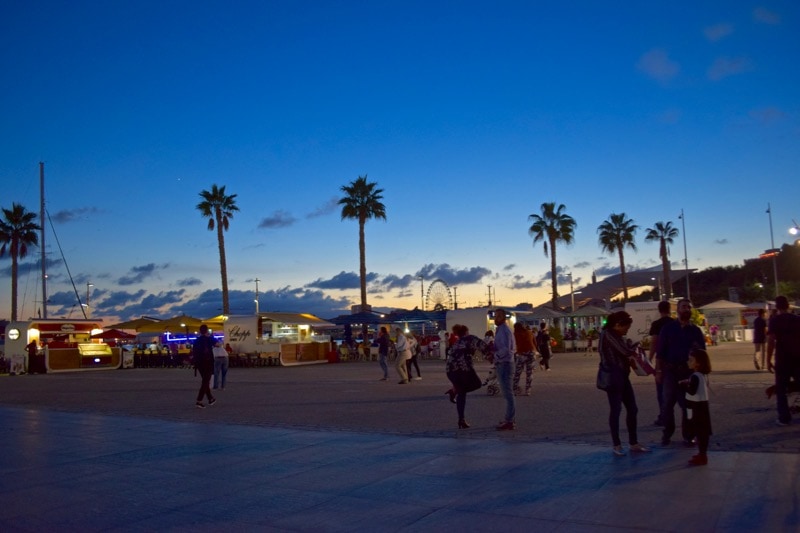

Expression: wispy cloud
xmin=117 ymin=263 xmax=168 ymax=285
xmin=306 ymin=197 xmax=340 ymax=219
xmin=707 ymin=56 xmax=752 ymax=81
xmin=750 ymin=106 xmax=785 ymax=124
xmin=50 ymin=207 xmax=103 ymax=224
xmin=704 ymin=23 xmax=733 ymax=42
xmin=753 ymin=7 xmax=780 ymax=25
xmin=258 ymin=210 xmax=297 ymax=229
xmin=637 ymin=48 xmax=680 ymax=83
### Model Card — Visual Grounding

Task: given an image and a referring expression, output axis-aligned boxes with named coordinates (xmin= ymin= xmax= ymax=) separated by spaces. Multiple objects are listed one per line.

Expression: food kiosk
xmin=224 ymin=313 xmax=335 ymax=366
xmin=5 ymin=319 xmax=121 ymax=373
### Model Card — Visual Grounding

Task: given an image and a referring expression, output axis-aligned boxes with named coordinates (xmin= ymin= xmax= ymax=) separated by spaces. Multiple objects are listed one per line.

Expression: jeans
xmin=661 ymin=366 xmax=691 ymax=443
xmin=606 ymin=377 xmax=638 ymax=446
xmin=379 ymin=352 xmax=388 ymax=378
xmin=456 ymin=392 xmax=467 ymax=420
xmin=213 ymin=357 xmax=229 ymax=389
xmin=495 ymin=361 xmax=515 ymax=422
xmin=196 ymin=365 xmax=214 ymax=403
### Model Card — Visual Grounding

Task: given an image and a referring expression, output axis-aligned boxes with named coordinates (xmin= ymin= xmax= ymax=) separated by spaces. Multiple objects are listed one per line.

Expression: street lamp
xmin=767 ymin=203 xmax=779 ymax=298
xmin=254 ymin=278 xmax=260 ymax=314
xmin=85 ymin=282 xmax=94 ymax=318
xmin=418 ymin=276 xmax=424 ymax=310
xmin=678 ymin=209 xmax=690 ymax=300
xmin=651 ymin=277 xmax=663 ymax=301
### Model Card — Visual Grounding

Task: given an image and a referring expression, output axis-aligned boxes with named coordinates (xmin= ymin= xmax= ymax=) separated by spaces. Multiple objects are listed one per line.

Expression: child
xmin=681 ymin=349 xmax=712 ymax=465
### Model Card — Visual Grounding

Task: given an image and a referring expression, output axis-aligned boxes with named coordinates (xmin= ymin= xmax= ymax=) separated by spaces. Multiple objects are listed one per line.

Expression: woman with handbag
xmin=445 ymin=324 xmax=488 ymax=429
xmin=598 ymin=311 xmax=650 ymax=456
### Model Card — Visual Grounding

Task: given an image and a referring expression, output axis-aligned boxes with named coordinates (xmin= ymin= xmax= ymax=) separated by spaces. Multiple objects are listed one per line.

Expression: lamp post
xmin=418 ymin=276 xmax=424 ymax=310
xmin=85 ymin=282 xmax=93 ymax=318
xmin=254 ymin=278 xmax=260 ymax=314
xmin=767 ymin=204 xmax=779 ymax=298
xmin=651 ymin=277 xmax=663 ymax=301
xmin=679 ymin=208 xmax=690 ymax=300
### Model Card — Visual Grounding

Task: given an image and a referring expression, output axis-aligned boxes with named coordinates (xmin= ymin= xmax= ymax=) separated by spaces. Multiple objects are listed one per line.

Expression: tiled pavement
xmin=0 ymin=343 xmax=798 ymax=531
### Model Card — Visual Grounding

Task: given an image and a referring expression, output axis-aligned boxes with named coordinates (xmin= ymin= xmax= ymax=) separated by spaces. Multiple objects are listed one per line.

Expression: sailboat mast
xmin=40 ymin=161 xmax=47 ymax=319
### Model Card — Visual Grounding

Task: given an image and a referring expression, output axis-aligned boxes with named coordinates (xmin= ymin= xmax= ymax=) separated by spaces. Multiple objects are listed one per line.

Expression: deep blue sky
xmin=1 ymin=1 xmax=798 ymax=322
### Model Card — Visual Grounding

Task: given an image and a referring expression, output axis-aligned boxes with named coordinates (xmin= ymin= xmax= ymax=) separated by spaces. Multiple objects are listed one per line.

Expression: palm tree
xmin=0 ymin=203 xmax=42 ymax=321
xmin=196 ymin=184 xmax=239 ymax=315
xmin=528 ymin=202 xmax=576 ymax=309
xmin=597 ymin=213 xmax=639 ymax=302
xmin=338 ymin=175 xmax=386 ymax=334
xmin=645 ymin=221 xmax=679 ymax=300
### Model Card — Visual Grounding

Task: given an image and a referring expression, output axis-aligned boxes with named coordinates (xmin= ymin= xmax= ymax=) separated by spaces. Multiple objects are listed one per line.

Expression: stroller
xmin=483 ymin=365 xmax=500 ymax=396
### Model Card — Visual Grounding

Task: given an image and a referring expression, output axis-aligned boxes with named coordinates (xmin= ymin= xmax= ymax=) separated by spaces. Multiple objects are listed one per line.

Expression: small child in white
xmin=681 ymin=349 xmax=712 ymax=466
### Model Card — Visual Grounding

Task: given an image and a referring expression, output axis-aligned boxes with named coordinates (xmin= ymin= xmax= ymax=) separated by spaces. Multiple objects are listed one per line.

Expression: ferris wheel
xmin=425 ymin=278 xmax=453 ymax=311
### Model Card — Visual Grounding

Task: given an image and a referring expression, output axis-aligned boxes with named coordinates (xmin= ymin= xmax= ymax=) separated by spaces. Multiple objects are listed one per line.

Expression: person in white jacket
xmin=394 ymin=328 xmax=412 ymax=384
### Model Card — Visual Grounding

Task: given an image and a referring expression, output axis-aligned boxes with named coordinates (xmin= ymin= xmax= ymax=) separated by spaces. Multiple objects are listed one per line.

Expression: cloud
xmin=305 ymin=271 xmax=379 ymax=290
xmin=417 ymin=263 xmax=492 ymax=285
xmin=704 ymin=23 xmax=733 ymax=42
xmin=380 ymin=273 xmax=415 ymax=290
xmin=50 ymin=207 xmax=103 ymax=224
xmin=753 ymin=7 xmax=780 ymax=25
xmin=177 ymin=277 xmax=203 ymax=287
xmin=637 ymin=49 xmax=680 ymax=83
xmin=509 ymin=274 xmax=543 ymax=290
xmin=117 ymin=263 xmax=168 ymax=285
xmin=503 ymin=264 xmax=516 ymax=271
xmin=258 ymin=210 xmax=297 ymax=229
xmin=749 ymin=106 xmax=785 ymax=124
xmin=714 ymin=238 xmax=729 ymax=245
xmin=658 ymin=108 xmax=682 ymax=125
xmin=306 ymin=197 xmax=340 ymax=219
xmin=707 ymin=56 xmax=752 ymax=81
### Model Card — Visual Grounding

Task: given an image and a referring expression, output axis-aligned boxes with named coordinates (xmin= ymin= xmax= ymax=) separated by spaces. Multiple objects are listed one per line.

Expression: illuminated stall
xmin=225 ymin=313 xmax=334 ymax=366
xmin=5 ymin=319 xmax=121 ymax=373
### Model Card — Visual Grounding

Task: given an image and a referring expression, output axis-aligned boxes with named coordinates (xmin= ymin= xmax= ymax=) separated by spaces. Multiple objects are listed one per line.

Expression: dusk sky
xmin=2 ymin=1 xmax=798 ymax=323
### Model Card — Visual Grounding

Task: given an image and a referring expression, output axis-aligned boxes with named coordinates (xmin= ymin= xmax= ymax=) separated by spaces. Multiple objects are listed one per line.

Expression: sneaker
xmin=688 ymin=454 xmax=708 ymax=466
xmin=398 ymin=380 xmax=408 ymax=384
xmin=496 ymin=421 xmax=516 ymax=431
xmin=208 ymin=398 xmax=217 ymax=406
xmin=776 ymin=419 xmax=791 ymax=427
xmin=413 ymin=377 xmax=422 ymax=380
xmin=195 ymin=402 xmax=205 ymax=409
xmin=612 ymin=445 xmax=626 ymax=456
xmin=629 ymin=443 xmax=651 ymax=453
xmin=683 ymin=439 xmax=697 ymax=447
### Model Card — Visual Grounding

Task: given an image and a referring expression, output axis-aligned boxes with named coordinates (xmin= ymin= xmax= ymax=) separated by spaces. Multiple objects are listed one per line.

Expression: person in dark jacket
xmin=193 ymin=324 xmax=216 ymax=408
xmin=598 ymin=311 xmax=650 ymax=456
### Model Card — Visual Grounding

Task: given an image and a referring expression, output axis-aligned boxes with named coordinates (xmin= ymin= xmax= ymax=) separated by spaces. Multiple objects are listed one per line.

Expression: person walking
xmin=394 ymin=327 xmax=411 ymax=384
xmin=648 ymin=300 xmax=674 ymax=426
xmin=753 ymin=309 xmax=767 ymax=370
xmin=405 ymin=333 xmax=422 ymax=380
xmin=376 ymin=327 xmax=390 ymax=381
xmin=655 ymin=298 xmax=706 ymax=446
xmin=598 ymin=311 xmax=650 ymax=456
xmin=536 ymin=322 xmax=552 ymax=370
xmin=212 ymin=340 xmax=229 ymax=390
xmin=512 ymin=322 xmax=538 ymax=396
xmin=767 ymin=295 xmax=800 ymax=426
xmin=493 ymin=309 xmax=517 ymax=430
xmin=445 ymin=324 xmax=488 ymax=429
xmin=681 ymin=349 xmax=713 ymax=465
xmin=193 ymin=324 xmax=216 ymax=408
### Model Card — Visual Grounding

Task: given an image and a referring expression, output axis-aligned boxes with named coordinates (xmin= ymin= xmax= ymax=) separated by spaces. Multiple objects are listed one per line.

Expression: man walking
xmin=394 ymin=327 xmax=411 ymax=384
xmin=648 ymin=300 xmax=673 ymax=426
xmin=753 ymin=309 xmax=768 ymax=371
xmin=767 ymin=296 xmax=800 ymax=426
xmin=376 ymin=327 xmax=390 ymax=381
xmin=493 ymin=309 xmax=517 ymax=430
xmin=655 ymin=299 xmax=705 ymax=446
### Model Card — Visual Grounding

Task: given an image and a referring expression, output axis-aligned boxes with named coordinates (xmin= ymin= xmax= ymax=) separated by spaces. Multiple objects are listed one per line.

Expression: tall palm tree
xmin=197 ymin=184 xmax=239 ymax=315
xmin=597 ymin=213 xmax=638 ymax=302
xmin=528 ymin=202 xmax=576 ymax=309
xmin=645 ymin=221 xmax=678 ymax=300
xmin=0 ymin=203 xmax=41 ymax=321
xmin=338 ymin=175 xmax=386 ymax=332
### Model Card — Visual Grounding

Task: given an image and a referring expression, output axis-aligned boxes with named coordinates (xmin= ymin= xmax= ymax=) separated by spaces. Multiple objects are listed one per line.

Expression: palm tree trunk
xmin=359 ymin=217 xmax=368 ymax=340
xmin=661 ymin=239 xmax=672 ymax=300
xmin=618 ymin=248 xmax=628 ymax=302
xmin=216 ymin=211 xmax=230 ymax=314
xmin=549 ymin=238 xmax=558 ymax=309
xmin=11 ymin=255 xmax=18 ymax=321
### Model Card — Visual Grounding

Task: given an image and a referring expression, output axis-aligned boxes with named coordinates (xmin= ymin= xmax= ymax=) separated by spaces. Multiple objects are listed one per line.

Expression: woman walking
xmin=445 ymin=324 xmax=488 ymax=428
xmin=598 ymin=311 xmax=650 ymax=456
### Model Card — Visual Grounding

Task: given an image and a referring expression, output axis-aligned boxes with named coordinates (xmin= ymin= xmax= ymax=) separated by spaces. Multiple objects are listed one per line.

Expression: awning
xmin=259 ymin=313 xmax=335 ymax=328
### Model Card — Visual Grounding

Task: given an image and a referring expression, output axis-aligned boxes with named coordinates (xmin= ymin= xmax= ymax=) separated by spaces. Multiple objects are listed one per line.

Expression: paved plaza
xmin=0 ymin=342 xmax=797 ymax=531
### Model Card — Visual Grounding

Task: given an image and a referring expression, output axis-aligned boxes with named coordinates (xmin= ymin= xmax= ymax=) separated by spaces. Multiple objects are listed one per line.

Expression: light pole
xmin=568 ymin=273 xmax=577 ymax=351
xmin=418 ymin=276 xmax=424 ymax=310
xmin=254 ymin=278 xmax=260 ymax=314
xmin=651 ymin=277 xmax=663 ymax=301
xmin=679 ymin=208 xmax=690 ymax=300
xmin=767 ymin=204 xmax=779 ymax=297
xmin=85 ymin=282 xmax=93 ymax=318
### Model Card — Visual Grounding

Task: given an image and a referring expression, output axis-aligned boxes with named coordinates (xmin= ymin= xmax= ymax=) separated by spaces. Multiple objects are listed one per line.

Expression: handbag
xmin=597 ymin=362 xmax=614 ymax=390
